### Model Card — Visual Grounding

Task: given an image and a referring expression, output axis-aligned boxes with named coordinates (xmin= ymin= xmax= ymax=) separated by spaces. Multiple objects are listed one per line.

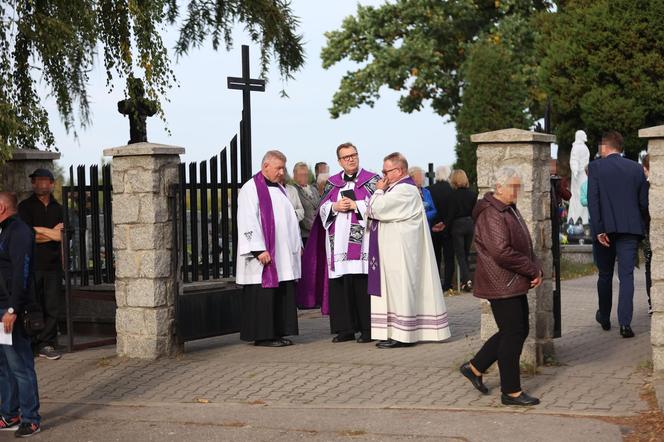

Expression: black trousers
xmin=451 ymin=217 xmax=474 ymax=284
xmin=471 ymin=295 xmax=529 ymax=394
xmin=432 ymin=231 xmax=455 ymax=290
xmin=33 ymin=269 xmax=62 ymax=348
xmin=328 ymin=274 xmax=370 ymax=335
xmin=240 ymin=281 xmax=299 ymax=342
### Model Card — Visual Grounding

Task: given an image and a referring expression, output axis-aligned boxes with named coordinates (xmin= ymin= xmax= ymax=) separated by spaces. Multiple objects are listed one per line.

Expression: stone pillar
xmin=639 ymin=125 xmax=664 ymax=372
xmin=0 ymin=150 xmax=60 ymax=201
xmin=103 ymin=142 xmax=184 ymax=359
xmin=471 ymin=129 xmax=555 ymax=368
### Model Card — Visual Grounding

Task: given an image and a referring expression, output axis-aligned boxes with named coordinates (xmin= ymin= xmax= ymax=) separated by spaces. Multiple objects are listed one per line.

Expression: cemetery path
xmin=35 ymin=273 xmax=655 ymax=441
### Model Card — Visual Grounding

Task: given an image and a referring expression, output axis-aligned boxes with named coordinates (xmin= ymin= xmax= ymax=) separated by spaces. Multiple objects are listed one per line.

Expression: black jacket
xmin=446 ymin=188 xmax=477 ymax=225
xmin=427 ymin=180 xmax=453 ymax=225
xmin=0 ymin=215 xmax=35 ymax=309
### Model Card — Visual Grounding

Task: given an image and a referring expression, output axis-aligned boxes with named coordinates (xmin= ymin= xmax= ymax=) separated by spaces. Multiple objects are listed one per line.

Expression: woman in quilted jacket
xmin=459 ymin=166 xmax=543 ymax=407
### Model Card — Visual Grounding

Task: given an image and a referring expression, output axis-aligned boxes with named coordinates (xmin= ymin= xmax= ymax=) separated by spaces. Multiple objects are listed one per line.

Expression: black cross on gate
xmin=425 ymin=163 xmax=435 ymax=186
xmin=227 ymin=45 xmax=266 ymax=182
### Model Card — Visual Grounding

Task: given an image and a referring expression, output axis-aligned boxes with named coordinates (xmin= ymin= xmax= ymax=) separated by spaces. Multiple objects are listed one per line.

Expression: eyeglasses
xmin=381 ymin=167 xmax=400 ymax=175
xmin=339 ymin=153 xmax=358 ymax=162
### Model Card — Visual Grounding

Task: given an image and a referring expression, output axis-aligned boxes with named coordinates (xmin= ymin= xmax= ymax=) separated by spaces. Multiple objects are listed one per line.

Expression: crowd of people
xmin=235 ymin=142 xmax=545 ymax=405
xmin=0 ymin=131 xmax=652 ymax=436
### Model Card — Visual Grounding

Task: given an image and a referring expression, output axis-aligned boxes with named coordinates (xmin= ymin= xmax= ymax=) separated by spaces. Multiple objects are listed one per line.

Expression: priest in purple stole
xmin=317 ymin=143 xmax=379 ymax=343
xmin=236 ymin=150 xmax=303 ymax=347
xmin=367 ymin=152 xmax=451 ymax=349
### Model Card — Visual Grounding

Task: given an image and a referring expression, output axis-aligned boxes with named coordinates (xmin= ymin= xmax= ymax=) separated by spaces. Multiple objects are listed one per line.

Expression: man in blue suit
xmin=588 ymin=131 xmax=649 ymax=338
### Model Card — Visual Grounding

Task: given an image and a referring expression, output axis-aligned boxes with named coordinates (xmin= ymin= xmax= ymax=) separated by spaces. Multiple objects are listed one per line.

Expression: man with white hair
xmin=236 ymin=150 xmax=303 ymax=347
xmin=427 ymin=165 xmax=455 ymax=293
xmin=368 ymin=153 xmax=451 ymax=348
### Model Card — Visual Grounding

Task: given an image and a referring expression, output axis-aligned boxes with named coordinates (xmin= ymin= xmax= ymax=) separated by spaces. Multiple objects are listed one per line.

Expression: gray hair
xmin=262 ymin=150 xmax=287 ymax=164
xmin=493 ymin=166 xmax=522 ymax=188
xmin=293 ymin=161 xmax=309 ymax=174
xmin=408 ymin=166 xmax=424 ymax=178
xmin=384 ymin=152 xmax=408 ymax=170
xmin=435 ymin=165 xmax=451 ymax=182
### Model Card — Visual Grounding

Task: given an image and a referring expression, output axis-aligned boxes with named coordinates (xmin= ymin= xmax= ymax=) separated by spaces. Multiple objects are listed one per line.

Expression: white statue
xmin=568 ymin=130 xmax=590 ymax=224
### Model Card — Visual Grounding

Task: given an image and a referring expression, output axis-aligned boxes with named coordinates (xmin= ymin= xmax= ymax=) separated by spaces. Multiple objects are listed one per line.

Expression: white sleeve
xmin=319 ymin=200 xmax=336 ymax=229
xmin=368 ymin=186 xmax=422 ymax=222
xmin=236 ymin=185 xmax=266 ymax=256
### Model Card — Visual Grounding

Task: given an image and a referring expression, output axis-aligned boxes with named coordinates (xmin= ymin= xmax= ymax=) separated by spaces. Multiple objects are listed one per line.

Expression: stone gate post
xmin=639 ymin=125 xmax=664 ymax=372
xmin=471 ymin=129 xmax=555 ymax=368
xmin=103 ymin=142 xmax=184 ymax=359
xmin=0 ymin=150 xmax=60 ymax=201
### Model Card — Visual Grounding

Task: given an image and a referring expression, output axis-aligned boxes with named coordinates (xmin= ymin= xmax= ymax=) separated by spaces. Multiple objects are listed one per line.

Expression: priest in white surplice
xmin=367 ymin=152 xmax=451 ymax=348
xmin=317 ymin=143 xmax=379 ymax=343
xmin=236 ymin=150 xmax=303 ymax=347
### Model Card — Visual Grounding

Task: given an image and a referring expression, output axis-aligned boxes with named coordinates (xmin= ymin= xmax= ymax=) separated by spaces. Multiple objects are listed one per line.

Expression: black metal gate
xmin=62 ymin=164 xmax=117 ymax=351
xmin=172 ymin=134 xmax=249 ymax=342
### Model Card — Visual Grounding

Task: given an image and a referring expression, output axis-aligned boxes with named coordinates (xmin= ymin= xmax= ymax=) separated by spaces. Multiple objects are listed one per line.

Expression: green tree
xmin=321 ymin=0 xmax=549 ymax=119
xmin=0 ymin=0 xmax=304 ymax=158
xmin=454 ymin=39 xmax=531 ymax=186
xmin=539 ymin=0 xmax=664 ymax=159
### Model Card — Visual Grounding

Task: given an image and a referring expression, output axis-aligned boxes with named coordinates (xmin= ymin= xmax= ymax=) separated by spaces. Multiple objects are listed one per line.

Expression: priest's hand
xmin=333 ymin=198 xmax=352 ymax=212
xmin=376 ymin=177 xmax=388 ymax=190
xmin=257 ymin=251 xmax=272 ymax=265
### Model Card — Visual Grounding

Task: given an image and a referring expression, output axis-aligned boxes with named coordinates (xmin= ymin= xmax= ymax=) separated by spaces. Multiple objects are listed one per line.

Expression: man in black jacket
xmin=18 ymin=168 xmax=63 ymax=360
xmin=0 ymin=192 xmax=42 ymax=437
xmin=427 ymin=166 xmax=455 ymax=292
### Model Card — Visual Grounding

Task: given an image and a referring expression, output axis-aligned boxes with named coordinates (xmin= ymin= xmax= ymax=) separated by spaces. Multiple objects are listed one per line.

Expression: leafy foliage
xmin=0 ymin=0 xmax=304 ymax=157
xmin=321 ymin=0 xmax=549 ymax=121
xmin=538 ymin=0 xmax=664 ymax=159
xmin=454 ymin=40 xmax=531 ymax=186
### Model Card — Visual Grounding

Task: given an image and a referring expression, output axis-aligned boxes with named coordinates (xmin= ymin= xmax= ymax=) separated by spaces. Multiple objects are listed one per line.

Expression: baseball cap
xmin=29 ymin=168 xmax=55 ymax=180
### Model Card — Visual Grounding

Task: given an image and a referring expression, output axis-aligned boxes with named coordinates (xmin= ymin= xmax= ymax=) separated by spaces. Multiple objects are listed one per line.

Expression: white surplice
xmin=368 ymin=179 xmax=451 ymax=343
xmin=236 ymin=178 xmax=303 ymax=285
xmin=319 ymin=180 xmax=370 ymax=278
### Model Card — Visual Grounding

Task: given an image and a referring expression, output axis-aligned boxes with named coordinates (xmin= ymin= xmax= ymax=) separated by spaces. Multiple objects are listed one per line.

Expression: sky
xmin=45 ymin=0 xmax=458 ymax=176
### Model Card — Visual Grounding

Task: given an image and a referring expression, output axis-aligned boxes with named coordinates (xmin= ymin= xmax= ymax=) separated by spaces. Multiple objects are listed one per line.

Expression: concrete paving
xmin=28 ymin=272 xmax=654 ymax=440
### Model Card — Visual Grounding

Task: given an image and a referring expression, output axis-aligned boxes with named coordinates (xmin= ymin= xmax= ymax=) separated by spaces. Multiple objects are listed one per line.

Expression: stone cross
xmin=117 ymin=78 xmax=158 ymax=144
xmin=426 ymin=163 xmax=435 ymax=186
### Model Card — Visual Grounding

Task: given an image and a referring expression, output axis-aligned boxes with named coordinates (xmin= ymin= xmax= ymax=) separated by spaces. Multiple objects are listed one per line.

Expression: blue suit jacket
xmin=587 ymin=154 xmax=648 ymax=236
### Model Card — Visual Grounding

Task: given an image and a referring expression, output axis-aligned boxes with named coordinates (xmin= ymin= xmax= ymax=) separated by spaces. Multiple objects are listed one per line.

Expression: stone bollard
xmin=0 ymin=150 xmax=60 ymax=201
xmin=103 ymin=142 xmax=184 ymax=359
xmin=639 ymin=125 xmax=664 ymax=372
xmin=471 ymin=128 xmax=555 ymax=368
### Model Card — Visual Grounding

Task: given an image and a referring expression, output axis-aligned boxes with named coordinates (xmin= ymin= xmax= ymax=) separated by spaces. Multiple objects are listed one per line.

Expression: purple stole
xmin=253 ymin=172 xmax=286 ymax=288
xmin=367 ymin=176 xmax=417 ymax=297
xmin=296 ymin=168 xmax=378 ymax=314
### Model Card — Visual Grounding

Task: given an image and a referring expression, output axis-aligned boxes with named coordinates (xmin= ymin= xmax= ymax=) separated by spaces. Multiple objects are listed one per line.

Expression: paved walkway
xmin=33 ymin=273 xmax=654 ymax=440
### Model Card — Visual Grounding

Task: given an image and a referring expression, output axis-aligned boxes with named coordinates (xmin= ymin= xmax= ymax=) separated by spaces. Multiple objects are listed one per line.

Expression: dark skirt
xmin=240 ymin=281 xmax=299 ymax=342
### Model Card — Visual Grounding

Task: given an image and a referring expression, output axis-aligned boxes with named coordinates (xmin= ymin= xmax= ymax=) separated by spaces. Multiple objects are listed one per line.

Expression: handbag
xmin=0 ymin=271 xmax=45 ymax=337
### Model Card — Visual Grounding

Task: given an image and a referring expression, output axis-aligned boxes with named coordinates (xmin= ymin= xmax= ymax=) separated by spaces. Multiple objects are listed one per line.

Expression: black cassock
xmin=240 ymin=281 xmax=299 ymax=342
xmin=328 ymin=274 xmax=370 ymax=335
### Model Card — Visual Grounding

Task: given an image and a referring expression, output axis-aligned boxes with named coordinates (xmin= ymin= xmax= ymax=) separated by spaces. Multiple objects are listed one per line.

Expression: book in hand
xmin=340 ymin=189 xmax=356 ymax=200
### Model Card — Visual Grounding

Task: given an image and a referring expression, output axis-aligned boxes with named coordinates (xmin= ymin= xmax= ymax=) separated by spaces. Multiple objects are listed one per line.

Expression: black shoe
xmin=279 ymin=338 xmax=294 ymax=346
xmin=0 ymin=416 xmax=20 ymax=431
xmin=375 ymin=339 xmax=415 ymax=349
xmin=620 ymin=326 xmax=635 ymax=338
xmin=332 ymin=333 xmax=355 ymax=343
xmin=254 ymin=339 xmax=287 ymax=347
xmin=501 ymin=392 xmax=540 ymax=406
xmin=595 ymin=310 xmax=611 ymax=331
xmin=356 ymin=333 xmax=372 ymax=343
xmin=38 ymin=345 xmax=61 ymax=360
xmin=14 ymin=422 xmax=40 ymax=438
xmin=459 ymin=362 xmax=489 ymax=394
